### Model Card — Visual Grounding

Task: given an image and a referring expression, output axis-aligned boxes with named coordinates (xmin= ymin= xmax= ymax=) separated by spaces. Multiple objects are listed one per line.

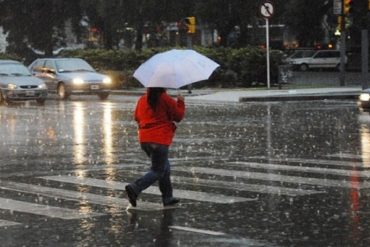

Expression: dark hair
xmin=147 ymin=87 xmax=165 ymax=110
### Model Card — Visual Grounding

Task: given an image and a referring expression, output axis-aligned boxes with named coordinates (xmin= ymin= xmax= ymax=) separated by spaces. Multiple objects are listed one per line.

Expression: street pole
xmin=266 ymin=18 xmax=271 ymax=89
xmin=339 ymin=15 xmax=346 ymax=86
xmin=187 ymin=34 xmax=193 ymax=94
xmin=360 ymin=0 xmax=369 ymax=90
xmin=361 ymin=29 xmax=369 ymax=89
xmin=259 ymin=1 xmax=273 ymax=89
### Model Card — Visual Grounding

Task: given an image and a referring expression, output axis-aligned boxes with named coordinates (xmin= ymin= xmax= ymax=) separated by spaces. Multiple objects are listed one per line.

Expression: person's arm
xmin=163 ymin=93 xmax=185 ymax=122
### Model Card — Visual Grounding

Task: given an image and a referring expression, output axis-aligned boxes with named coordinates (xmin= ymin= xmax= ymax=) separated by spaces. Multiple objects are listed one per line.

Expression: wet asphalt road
xmin=0 ymin=94 xmax=370 ymax=246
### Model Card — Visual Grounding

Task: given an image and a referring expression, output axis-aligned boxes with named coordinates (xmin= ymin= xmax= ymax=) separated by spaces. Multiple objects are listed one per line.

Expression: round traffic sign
xmin=260 ymin=1 xmax=274 ymax=19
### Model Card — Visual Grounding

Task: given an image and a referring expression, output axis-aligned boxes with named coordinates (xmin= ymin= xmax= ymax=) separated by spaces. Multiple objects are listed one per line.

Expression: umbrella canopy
xmin=133 ymin=49 xmax=219 ymax=88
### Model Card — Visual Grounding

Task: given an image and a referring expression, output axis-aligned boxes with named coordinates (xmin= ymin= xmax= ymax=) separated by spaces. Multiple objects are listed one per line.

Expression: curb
xmin=239 ymin=93 xmax=359 ymax=102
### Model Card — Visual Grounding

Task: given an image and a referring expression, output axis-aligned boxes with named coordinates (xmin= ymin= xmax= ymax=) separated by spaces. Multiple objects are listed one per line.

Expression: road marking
xmin=0 ymin=164 xmax=144 ymax=179
xmin=0 ymin=181 xmax=163 ymax=211
xmin=171 ymin=166 xmax=370 ymax=189
xmin=228 ymin=161 xmax=370 ymax=178
xmin=40 ymin=176 xmax=254 ymax=204
xmin=326 ymin=153 xmax=362 ymax=159
xmin=169 ymin=225 xmax=275 ymax=246
xmin=0 ymin=219 xmax=21 ymax=227
xmin=250 ymin=157 xmax=365 ymax=168
xmin=0 ymin=197 xmax=103 ymax=220
xmin=169 ymin=226 xmax=226 ymax=236
xmin=133 ymin=172 xmax=323 ymax=196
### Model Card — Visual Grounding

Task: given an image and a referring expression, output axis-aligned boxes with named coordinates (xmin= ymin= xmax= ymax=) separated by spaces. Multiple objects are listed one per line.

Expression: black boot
xmin=125 ymin=184 xmax=138 ymax=207
xmin=163 ymin=197 xmax=180 ymax=207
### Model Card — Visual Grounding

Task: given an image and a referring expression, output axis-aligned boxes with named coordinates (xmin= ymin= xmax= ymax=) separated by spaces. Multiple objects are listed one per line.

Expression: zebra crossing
xmin=0 ymin=153 xmax=367 ymax=228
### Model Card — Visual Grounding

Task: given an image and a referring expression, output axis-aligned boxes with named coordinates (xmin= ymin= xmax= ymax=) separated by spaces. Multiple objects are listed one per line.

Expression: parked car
xmin=287 ymin=50 xmax=346 ymax=71
xmin=0 ymin=60 xmax=47 ymax=105
xmin=359 ymin=88 xmax=370 ymax=110
xmin=28 ymin=58 xmax=112 ymax=100
xmin=284 ymin=49 xmax=316 ymax=64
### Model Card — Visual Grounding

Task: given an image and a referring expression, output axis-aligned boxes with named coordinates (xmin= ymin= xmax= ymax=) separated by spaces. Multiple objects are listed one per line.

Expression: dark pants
xmin=131 ymin=143 xmax=173 ymax=203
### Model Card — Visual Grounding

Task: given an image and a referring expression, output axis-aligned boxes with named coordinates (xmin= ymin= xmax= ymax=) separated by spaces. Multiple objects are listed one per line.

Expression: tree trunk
xmin=135 ymin=23 xmax=143 ymax=51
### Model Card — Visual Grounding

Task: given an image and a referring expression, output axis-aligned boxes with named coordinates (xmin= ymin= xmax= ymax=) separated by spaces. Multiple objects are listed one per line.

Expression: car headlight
xmin=73 ymin=78 xmax=84 ymax=85
xmin=103 ymin=77 xmax=112 ymax=84
xmin=360 ymin=93 xmax=370 ymax=102
xmin=7 ymin=84 xmax=17 ymax=90
xmin=38 ymin=83 xmax=47 ymax=89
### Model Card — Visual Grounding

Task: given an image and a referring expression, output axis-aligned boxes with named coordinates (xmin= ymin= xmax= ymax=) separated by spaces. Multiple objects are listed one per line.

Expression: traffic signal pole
xmin=185 ymin=17 xmax=196 ymax=93
xmin=360 ymin=0 xmax=369 ymax=89
xmin=339 ymin=15 xmax=346 ymax=86
xmin=361 ymin=29 xmax=369 ymax=89
xmin=339 ymin=0 xmax=350 ymax=86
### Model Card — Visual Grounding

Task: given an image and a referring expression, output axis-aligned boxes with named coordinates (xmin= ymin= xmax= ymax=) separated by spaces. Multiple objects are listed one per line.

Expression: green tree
xmin=195 ymin=0 xmax=273 ymax=47
xmin=80 ymin=0 xmax=128 ymax=49
xmin=283 ymin=0 xmax=330 ymax=47
xmin=0 ymin=0 xmax=82 ymax=57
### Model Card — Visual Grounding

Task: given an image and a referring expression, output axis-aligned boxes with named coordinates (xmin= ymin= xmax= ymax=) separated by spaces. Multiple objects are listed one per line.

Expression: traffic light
xmin=185 ymin=16 xmax=196 ymax=34
xmin=343 ymin=0 xmax=353 ymax=15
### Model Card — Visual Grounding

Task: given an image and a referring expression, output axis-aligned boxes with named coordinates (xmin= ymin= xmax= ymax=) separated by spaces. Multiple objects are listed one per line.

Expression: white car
xmin=287 ymin=50 xmax=346 ymax=71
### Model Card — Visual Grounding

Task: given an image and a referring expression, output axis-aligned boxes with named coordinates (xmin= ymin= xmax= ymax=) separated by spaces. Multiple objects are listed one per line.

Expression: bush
xmin=60 ymin=47 xmax=283 ymax=89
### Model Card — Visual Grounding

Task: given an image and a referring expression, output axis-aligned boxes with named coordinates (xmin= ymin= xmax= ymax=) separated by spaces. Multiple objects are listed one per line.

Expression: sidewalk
xmin=189 ymin=87 xmax=362 ymax=102
xmin=112 ymin=87 xmax=362 ymax=103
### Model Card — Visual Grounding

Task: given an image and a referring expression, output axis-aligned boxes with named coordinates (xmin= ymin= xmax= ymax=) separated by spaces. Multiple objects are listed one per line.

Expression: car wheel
xmin=57 ymin=83 xmax=69 ymax=100
xmin=36 ymin=98 xmax=46 ymax=105
xmin=98 ymin=92 xmax=109 ymax=100
xmin=300 ymin=64 xmax=309 ymax=71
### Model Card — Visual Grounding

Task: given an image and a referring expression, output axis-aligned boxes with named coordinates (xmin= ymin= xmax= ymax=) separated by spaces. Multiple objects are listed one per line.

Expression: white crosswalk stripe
xmin=0 ymin=197 xmax=104 ymax=220
xmin=133 ymin=172 xmax=323 ymax=196
xmin=0 ymin=219 xmax=21 ymax=228
xmin=40 ymin=176 xmax=255 ymax=204
xmin=250 ymin=157 xmax=365 ymax=168
xmin=171 ymin=166 xmax=370 ymax=189
xmin=228 ymin=161 xmax=370 ymax=178
xmin=0 ymin=180 xmax=163 ymax=211
xmin=326 ymin=153 xmax=363 ymax=159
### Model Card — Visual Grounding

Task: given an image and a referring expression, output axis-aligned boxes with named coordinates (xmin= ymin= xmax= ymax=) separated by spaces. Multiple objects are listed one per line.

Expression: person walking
xmin=125 ymin=88 xmax=185 ymax=207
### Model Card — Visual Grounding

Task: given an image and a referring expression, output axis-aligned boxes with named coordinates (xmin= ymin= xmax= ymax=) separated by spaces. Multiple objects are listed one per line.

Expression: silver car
xmin=0 ymin=60 xmax=47 ymax=105
xmin=28 ymin=58 xmax=112 ymax=100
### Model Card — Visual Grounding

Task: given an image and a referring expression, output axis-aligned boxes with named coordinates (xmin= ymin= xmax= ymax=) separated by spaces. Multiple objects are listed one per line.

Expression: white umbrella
xmin=133 ymin=49 xmax=220 ymax=88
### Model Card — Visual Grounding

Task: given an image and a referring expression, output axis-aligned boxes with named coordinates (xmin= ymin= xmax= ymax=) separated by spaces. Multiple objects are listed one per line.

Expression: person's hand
xmin=177 ymin=94 xmax=184 ymax=101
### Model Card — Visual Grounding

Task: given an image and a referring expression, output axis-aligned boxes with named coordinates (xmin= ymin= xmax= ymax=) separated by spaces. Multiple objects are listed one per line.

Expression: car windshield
xmin=55 ymin=59 xmax=95 ymax=73
xmin=0 ymin=63 xmax=31 ymax=76
xmin=289 ymin=50 xmax=315 ymax=59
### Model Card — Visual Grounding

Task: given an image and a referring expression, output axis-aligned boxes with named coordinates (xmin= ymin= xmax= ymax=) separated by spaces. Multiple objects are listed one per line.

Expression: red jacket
xmin=134 ymin=92 xmax=185 ymax=146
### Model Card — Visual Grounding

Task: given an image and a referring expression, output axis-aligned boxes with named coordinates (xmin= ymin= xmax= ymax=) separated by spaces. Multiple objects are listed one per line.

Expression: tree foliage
xmin=0 ymin=0 xmax=81 ymax=57
xmin=283 ymin=0 xmax=330 ymax=47
xmin=0 ymin=0 xmax=334 ymax=57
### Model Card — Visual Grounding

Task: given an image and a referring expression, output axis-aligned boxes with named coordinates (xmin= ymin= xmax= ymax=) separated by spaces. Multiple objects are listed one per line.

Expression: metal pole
xmin=266 ymin=18 xmax=271 ymax=89
xmin=339 ymin=15 xmax=346 ymax=86
xmin=361 ymin=29 xmax=369 ymax=89
xmin=187 ymin=34 xmax=193 ymax=93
